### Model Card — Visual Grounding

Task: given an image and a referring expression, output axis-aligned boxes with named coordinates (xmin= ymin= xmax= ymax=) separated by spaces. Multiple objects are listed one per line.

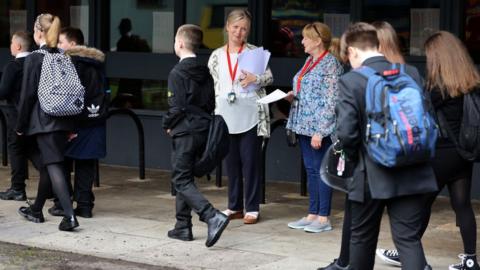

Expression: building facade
xmin=0 ymin=0 xmax=479 ymax=187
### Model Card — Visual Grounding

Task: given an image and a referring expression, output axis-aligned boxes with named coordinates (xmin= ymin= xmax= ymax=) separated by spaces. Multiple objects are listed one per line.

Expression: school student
xmin=16 ymin=14 xmax=79 ymax=231
xmin=378 ymin=31 xmax=480 ymax=270
xmin=319 ymin=21 xmax=407 ymax=270
xmin=0 ymin=31 xmax=32 ymax=201
xmin=163 ymin=24 xmax=228 ymax=247
xmin=47 ymin=26 xmax=107 ymax=219
xmin=334 ymin=22 xmax=437 ymax=270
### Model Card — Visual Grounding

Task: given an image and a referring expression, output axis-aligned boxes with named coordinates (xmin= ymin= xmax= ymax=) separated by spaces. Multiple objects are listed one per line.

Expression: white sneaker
xmin=376 ymin=248 xmax=401 ymax=267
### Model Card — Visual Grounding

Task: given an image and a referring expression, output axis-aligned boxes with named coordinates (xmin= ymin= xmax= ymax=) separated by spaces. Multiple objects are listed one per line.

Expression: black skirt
xmin=33 ymin=131 xmax=69 ymax=166
xmin=431 ymin=146 xmax=473 ymax=185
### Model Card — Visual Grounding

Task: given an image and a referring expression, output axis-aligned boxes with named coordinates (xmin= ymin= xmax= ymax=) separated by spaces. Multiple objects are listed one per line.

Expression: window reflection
xmin=110 ymin=78 xmax=169 ymax=110
xmin=0 ymin=0 xmax=26 ymax=47
xmin=362 ymin=0 xmax=440 ymax=56
xmin=270 ymin=0 xmax=350 ymax=57
xmin=466 ymin=0 xmax=480 ymax=62
xmin=110 ymin=0 xmax=174 ymax=53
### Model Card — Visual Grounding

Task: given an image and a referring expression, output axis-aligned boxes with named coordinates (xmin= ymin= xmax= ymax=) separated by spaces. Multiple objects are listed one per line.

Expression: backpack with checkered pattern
xmin=36 ymin=49 xmax=85 ymax=116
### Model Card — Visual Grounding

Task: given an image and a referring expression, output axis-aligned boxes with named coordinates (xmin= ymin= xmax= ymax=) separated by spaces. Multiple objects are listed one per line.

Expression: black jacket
xmin=163 ymin=57 xmax=215 ymax=137
xmin=66 ymin=45 xmax=107 ymax=128
xmin=0 ymin=56 xmax=26 ymax=107
xmin=16 ymin=46 xmax=74 ymax=135
xmin=335 ymin=56 xmax=438 ymax=202
xmin=430 ymin=87 xmax=464 ymax=148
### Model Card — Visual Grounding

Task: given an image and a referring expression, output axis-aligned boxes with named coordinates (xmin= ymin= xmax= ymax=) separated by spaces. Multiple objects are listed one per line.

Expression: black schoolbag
xmin=193 ymin=113 xmax=230 ymax=177
xmin=80 ymin=70 xmax=110 ymax=121
xmin=437 ymin=89 xmax=480 ymax=161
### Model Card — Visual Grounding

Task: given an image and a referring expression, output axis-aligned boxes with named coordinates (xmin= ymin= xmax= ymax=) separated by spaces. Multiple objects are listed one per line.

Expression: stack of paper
xmin=237 ymin=47 xmax=271 ymax=93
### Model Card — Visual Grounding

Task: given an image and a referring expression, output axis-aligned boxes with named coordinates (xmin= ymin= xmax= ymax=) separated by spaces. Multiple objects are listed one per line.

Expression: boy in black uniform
xmin=335 ymin=23 xmax=437 ymax=270
xmin=0 ymin=31 xmax=33 ymax=201
xmin=163 ymin=24 xmax=228 ymax=248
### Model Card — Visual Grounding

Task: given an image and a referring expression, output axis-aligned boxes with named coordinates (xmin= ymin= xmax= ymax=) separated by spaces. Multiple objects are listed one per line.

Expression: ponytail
xmin=35 ymin=14 xmax=61 ymax=48
xmin=45 ymin=16 xmax=60 ymax=47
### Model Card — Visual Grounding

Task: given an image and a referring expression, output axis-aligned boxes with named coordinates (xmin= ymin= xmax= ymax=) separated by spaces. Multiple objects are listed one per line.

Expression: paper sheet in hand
xmin=238 ymin=47 xmax=271 ymax=93
xmin=256 ymin=89 xmax=287 ymax=104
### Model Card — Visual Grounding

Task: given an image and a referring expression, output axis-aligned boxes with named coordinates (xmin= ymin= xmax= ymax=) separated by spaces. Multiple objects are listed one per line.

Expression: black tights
xmin=31 ymin=163 xmax=74 ymax=217
xmin=421 ymin=177 xmax=477 ymax=254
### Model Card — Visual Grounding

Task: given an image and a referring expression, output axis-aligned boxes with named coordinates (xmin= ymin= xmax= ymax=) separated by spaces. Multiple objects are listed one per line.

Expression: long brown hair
xmin=372 ymin=21 xmax=405 ymax=64
xmin=35 ymin=13 xmax=61 ymax=47
xmin=302 ymin=22 xmax=341 ymax=61
xmin=424 ymin=31 xmax=480 ymax=97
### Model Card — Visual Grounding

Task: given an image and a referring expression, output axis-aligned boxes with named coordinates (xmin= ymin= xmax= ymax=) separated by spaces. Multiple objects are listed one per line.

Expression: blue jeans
xmin=299 ymin=135 xmax=332 ymax=216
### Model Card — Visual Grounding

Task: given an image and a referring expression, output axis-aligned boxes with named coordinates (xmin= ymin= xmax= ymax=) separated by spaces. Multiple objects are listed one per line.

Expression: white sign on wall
xmin=9 ymin=10 xmax=27 ymax=37
xmin=152 ymin=11 xmax=174 ymax=53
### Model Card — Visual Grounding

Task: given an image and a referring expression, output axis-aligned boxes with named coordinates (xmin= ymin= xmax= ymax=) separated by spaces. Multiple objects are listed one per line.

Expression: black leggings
xmin=30 ymin=163 xmax=74 ymax=217
xmin=421 ymin=177 xmax=477 ymax=254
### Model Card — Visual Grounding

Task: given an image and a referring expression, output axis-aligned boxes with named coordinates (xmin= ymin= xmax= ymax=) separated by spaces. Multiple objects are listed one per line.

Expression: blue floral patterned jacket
xmin=286 ymin=53 xmax=343 ymax=138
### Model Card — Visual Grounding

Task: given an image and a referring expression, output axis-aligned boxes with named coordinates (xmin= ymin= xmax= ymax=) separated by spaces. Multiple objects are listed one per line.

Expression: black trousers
xmin=225 ymin=126 xmax=263 ymax=212
xmin=350 ymin=192 xmax=428 ymax=270
xmin=171 ymin=132 xmax=216 ymax=229
xmin=4 ymin=108 xmax=28 ymax=191
xmin=63 ymin=158 xmax=96 ymax=210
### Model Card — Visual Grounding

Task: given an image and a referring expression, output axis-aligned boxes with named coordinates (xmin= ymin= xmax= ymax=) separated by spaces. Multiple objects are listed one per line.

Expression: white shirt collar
xmin=180 ymin=53 xmax=196 ymax=62
xmin=16 ymin=52 xmax=31 ymax=59
xmin=39 ymin=41 xmax=47 ymax=48
xmin=360 ymin=51 xmax=384 ymax=64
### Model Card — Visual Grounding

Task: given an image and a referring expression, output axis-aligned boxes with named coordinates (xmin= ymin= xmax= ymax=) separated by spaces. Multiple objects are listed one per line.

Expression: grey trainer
xmin=287 ymin=217 xmax=313 ymax=229
xmin=304 ymin=220 xmax=332 ymax=233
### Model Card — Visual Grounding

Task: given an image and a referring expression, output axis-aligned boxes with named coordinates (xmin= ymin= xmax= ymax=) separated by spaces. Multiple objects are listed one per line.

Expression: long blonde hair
xmin=425 ymin=31 xmax=480 ymax=97
xmin=35 ymin=13 xmax=61 ymax=47
xmin=372 ymin=21 xmax=405 ymax=64
xmin=302 ymin=22 xmax=341 ymax=61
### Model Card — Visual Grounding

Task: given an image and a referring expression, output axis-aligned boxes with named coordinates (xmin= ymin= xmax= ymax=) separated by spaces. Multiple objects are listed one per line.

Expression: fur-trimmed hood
xmin=65 ymin=45 xmax=105 ymax=63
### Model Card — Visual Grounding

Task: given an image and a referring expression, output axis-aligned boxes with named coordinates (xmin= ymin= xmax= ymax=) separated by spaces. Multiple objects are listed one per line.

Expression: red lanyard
xmin=226 ymin=43 xmax=244 ymax=88
xmin=296 ymin=50 xmax=328 ymax=93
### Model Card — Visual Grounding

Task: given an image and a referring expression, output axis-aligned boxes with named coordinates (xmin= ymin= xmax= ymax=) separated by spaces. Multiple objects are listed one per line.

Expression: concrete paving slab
xmin=0 ymin=164 xmax=478 ymax=270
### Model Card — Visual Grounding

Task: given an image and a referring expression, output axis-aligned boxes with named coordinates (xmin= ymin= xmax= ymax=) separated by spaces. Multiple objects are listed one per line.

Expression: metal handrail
xmin=106 ymin=108 xmax=145 ymax=180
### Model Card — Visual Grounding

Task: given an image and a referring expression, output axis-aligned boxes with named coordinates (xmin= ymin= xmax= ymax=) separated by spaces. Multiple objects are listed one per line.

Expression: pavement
xmin=0 ymin=164 xmax=477 ymax=270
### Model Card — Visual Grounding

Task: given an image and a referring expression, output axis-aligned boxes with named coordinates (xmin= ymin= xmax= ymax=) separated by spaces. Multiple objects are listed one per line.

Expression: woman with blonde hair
xmin=377 ymin=31 xmax=480 ymax=270
xmin=208 ymin=9 xmax=273 ymax=224
xmin=285 ymin=22 xmax=343 ymax=233
xmin=16 ymin=13 xmax=79 ymax=231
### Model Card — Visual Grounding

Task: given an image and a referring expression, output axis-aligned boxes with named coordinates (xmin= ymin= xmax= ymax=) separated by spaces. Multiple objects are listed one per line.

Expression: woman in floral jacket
xmin=208 ymin=9 xmax=273 ymax=224
xmin=286 ymin=22 xmax=343 ymax=233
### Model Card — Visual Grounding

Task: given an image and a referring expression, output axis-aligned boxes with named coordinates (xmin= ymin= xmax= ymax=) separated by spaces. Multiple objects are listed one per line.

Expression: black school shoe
xmin=18 ymin=206 xmax=45 ymax=223
xmin=167 ymin=227 xmax=193 ymax=241
xmin=0 ymin=188 xmax=27 ymax=201
xmin=59 ymin=215 xmax=79 ymax=231
xmin=205 ymin=210 xmax=229 ymax=247
xmin=48 ymin=204 xmax=64 ymax=217
xmin=74 ymin=208 xmax=93 ymax=218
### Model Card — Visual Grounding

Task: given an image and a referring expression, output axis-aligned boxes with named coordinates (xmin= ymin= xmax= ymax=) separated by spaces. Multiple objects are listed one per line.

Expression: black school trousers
xmin=171 ymin=132 xmax=216 ymax=228
xmin=349 ymin=191 xmax=428 ymax=270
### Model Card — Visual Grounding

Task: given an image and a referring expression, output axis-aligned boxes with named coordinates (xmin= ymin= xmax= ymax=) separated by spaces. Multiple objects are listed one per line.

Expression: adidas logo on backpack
xmin=35 ymin=49 xmax=85 ymax=117
xmin=355 ymin=64 xmax=438 ymax=167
